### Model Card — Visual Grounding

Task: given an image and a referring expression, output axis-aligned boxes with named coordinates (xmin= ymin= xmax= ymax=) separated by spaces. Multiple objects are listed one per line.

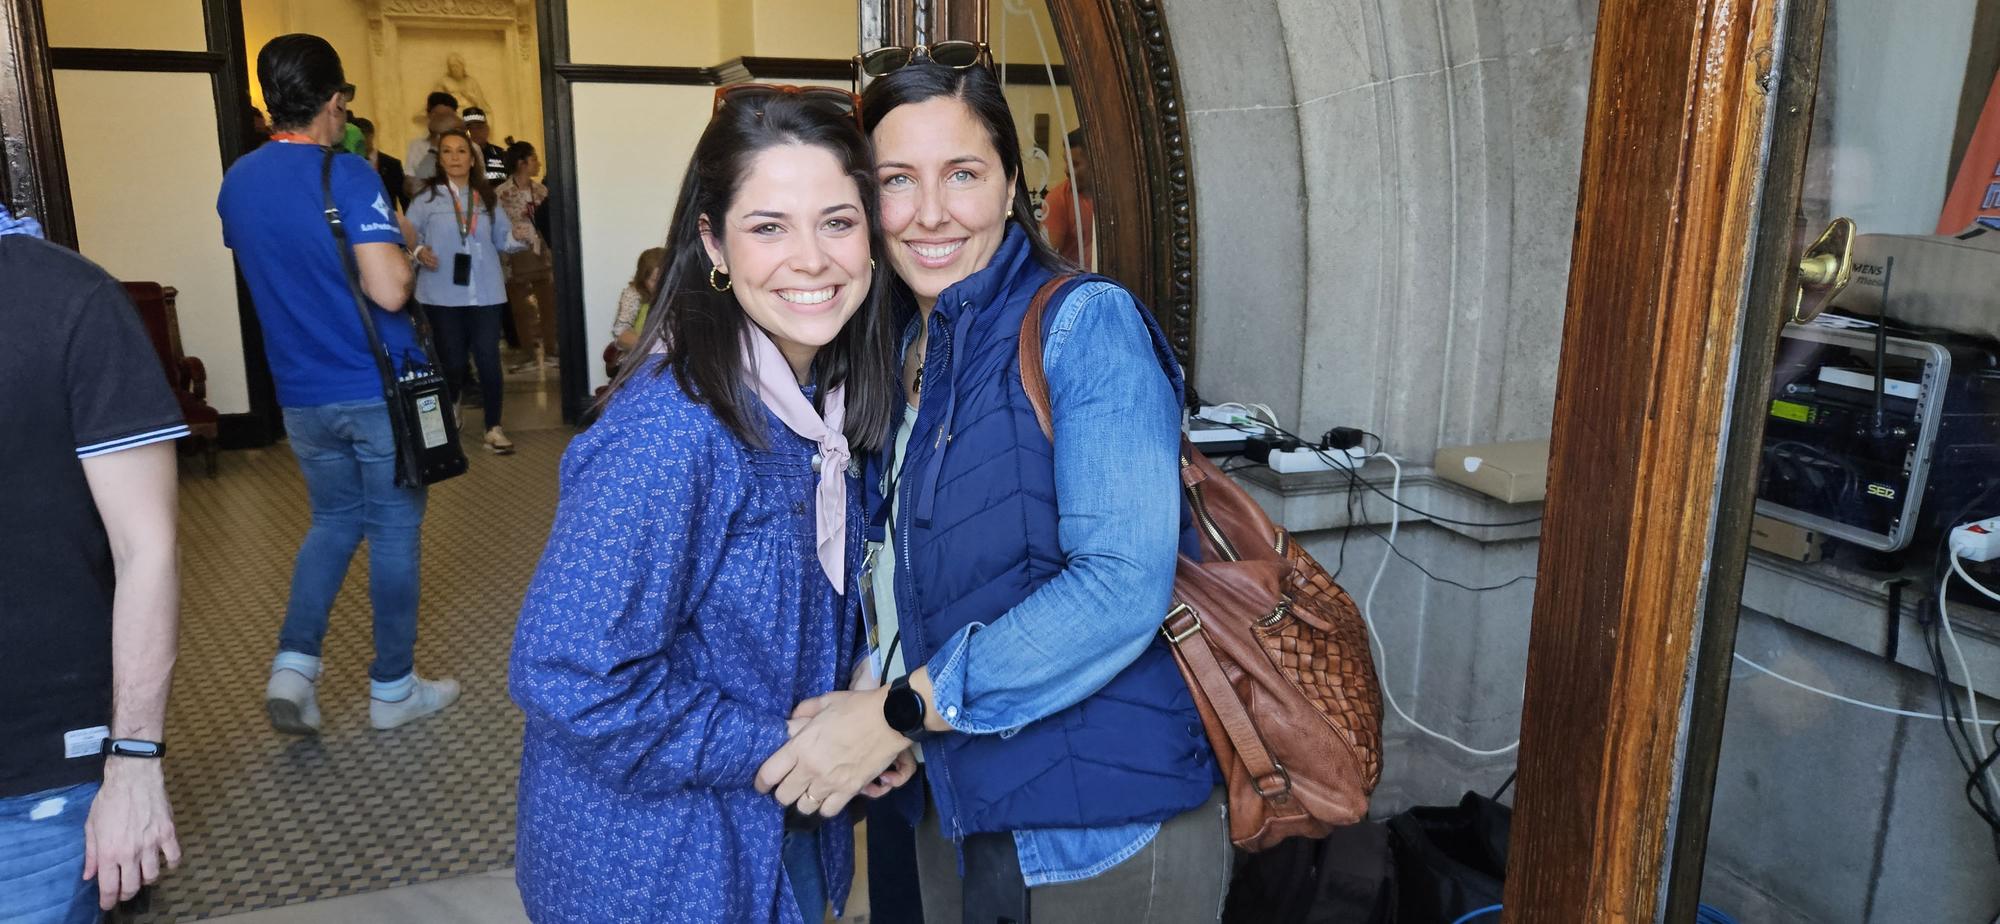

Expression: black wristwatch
xmin=102 ymin=739 xmax=165 ymax=759
xmin=883 ymin=676 xmax=934 ymax=741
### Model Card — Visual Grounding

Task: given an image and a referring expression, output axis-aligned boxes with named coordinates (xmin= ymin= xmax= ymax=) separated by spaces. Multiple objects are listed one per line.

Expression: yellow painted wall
xmin=241 ymin=0 xmax=544 ymax=186
xmin=720 ymin=1 xmax=755 ymax=59
xmin=569 ymin=0 xmax=721 ymax=66
xmin=571 ymin=0 xmax=851 ymax=65
xmin=991 ymin=0 xmax=1065 ymax=67
xmin=54 ymin=69 xmax=248 ymax=415
xmin=240 ymin=1 xmax=374 ymax=117
xmin=43 ymin=0 xmax=207 ymax=51
xmin=746 ymin=0 xmax=855 ymax=59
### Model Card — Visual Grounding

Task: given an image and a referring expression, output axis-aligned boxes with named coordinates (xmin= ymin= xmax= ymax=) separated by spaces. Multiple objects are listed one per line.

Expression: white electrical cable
xmin=1954 ymin=551 xmax=2000 ymax=606
xmin=1329 ymin=451 xmax=2000 ymax=759
xmin=1351 ymin=451 xmax=1521 ymax=757
xmin=1730 ymin=652 xmax=2000 ymax=724
xmin=1948 ymin=553 xmax=2000 ymax=799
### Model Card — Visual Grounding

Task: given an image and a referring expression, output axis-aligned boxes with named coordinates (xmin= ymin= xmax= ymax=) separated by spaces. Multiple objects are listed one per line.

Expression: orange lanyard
xmin=270 ymin=132 xmax=317 ymax=145
xmin=446 ymin=185 xmax=478 ymax=242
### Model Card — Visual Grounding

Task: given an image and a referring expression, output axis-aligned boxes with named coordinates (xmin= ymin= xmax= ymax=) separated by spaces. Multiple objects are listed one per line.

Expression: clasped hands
xmin=754 ymin=664 xmax=919 ymax=819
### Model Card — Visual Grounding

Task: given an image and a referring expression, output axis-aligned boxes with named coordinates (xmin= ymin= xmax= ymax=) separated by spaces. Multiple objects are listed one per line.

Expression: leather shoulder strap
xmin=1017 ymin=273 xmax=1081 ymax=442
xmin=323 ymin=150 xmax=400 ymax=398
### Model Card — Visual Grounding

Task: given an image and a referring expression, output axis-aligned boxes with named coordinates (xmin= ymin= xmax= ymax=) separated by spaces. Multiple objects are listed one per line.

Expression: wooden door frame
xmin=11 ymin=0 xmax=277 ymax=447
xmin=1 ymin=0 xmax=72 ymax=244
xmin=1505 ymin=0 xmax=1826 ymax=919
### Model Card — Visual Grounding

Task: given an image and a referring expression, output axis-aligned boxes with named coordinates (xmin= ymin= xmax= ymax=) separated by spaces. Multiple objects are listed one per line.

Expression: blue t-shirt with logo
xmin=218 ymin=142 xmax=418 ymax=408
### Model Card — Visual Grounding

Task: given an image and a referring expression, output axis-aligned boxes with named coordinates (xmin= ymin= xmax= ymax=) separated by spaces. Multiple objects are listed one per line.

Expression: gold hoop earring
xmin=709 ymin=265 xmax=731 ymax=292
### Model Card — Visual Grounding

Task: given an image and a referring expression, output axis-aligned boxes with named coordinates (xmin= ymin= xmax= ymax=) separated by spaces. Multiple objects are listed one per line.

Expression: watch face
xmin=884 ymin=686 xmax=925 ymax=733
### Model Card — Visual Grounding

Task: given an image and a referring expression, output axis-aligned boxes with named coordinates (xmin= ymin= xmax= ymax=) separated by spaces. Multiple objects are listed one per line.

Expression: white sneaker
xmin=370 ymin=676 xmax=461 ymax=730
xmin=266 ymin=669 xmax=321 ymax=735
xmin=484 ymin=426 xmax=515 ymax=455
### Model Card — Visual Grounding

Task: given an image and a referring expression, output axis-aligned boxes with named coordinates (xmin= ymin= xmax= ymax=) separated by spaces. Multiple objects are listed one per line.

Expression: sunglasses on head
xmin=711 ymin=83 xmax=864 ymax=127
xmin=853 ymin=41 xmax=990 ymax=80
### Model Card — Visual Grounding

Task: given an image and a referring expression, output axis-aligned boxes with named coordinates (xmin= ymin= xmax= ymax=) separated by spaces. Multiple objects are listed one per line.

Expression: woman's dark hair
xmin=417 ymin=129 xmax=497 ymax=217
xmin=257 ymin=34 xmax=346 ymax=131
xmin=859 ymin=59 xmax=1074 ymax=275
xmin=603 ymin=95 xmax=899 ymax=453
xmin=351 ymin=116 xmax=375 ymax=136
xmin=426 ymin=91 xmax=459 ymax=114
xmin=502 ymin=140 xmax=537 ymax=177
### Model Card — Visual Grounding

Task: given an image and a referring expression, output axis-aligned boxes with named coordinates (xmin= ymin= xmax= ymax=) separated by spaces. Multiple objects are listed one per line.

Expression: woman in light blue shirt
xmin=407 ymin=128 xmax=527 ymax=454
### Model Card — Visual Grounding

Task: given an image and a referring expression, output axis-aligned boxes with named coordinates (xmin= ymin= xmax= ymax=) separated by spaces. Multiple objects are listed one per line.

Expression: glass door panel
xmin=988 ymin=0 xmax=1093 ymax=269
xmin=1697 ymin=6 xmax=2000 ymax=921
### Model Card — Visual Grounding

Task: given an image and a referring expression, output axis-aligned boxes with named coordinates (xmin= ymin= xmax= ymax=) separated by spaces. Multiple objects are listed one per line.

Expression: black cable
xmin=1491 ymin=769 xmax=1518 ymax=802
xmin=1324 ymin=446 xmax=1537 ymax=594
xmin=1354 ymin=519 xmax=1538 ymax=593
xmin=1919 ymin=570 xmax=2000 ymax=865
xmin=1331 ymin=470 xmax=1359 ymax=580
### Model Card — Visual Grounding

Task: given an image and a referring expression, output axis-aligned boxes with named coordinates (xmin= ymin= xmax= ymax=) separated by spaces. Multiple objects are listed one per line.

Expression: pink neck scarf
xmin=742 ymin=327 xmax=849 ymax=593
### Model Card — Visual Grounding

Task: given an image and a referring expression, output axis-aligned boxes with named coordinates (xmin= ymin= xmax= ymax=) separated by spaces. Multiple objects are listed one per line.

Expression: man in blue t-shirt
xmin=218 ymin=33 xmax=459 ymax=737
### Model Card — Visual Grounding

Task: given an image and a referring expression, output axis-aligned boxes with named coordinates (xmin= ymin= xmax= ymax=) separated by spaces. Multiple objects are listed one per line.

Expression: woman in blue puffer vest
xmin=752 ymin=53 xmax=1229 ymax=924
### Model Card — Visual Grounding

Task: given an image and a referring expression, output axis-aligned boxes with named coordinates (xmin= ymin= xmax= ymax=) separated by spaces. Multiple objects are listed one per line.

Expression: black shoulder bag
xmin=320 ymin=149 xmax=469 ymax=487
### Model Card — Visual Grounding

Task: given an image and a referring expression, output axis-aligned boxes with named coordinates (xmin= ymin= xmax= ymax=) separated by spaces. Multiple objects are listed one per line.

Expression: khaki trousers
xmin=504 ymin=250 xmax=558 ymax=356
xmin=913 ymin=785 xmax=1232 ymax=924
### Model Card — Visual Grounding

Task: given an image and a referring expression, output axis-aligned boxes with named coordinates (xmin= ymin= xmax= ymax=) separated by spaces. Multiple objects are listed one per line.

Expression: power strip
xmin=1268 ymin=445 xmax=1368 ymax=474
xmin=1952 ymin=517 xmax=2000 ymax=563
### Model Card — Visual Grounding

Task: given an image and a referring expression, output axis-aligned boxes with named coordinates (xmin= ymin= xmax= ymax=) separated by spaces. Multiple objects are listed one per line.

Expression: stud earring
xmin=870 ymin=258 xmax=877 ymax=271
xmin=709 ymin=265 xmax=731 ymax=292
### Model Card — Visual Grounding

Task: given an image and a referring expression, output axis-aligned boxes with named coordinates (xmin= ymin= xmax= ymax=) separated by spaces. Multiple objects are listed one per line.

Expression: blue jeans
xmin=0 ymin=781 xmax=102 ymax=924
xmin=783 ymin=829 xmax=825 ymax=923
xmin=428 ymin=303 xmax=506 ymax=430
xmin=280 ymin=400 xmax=428 ymax=683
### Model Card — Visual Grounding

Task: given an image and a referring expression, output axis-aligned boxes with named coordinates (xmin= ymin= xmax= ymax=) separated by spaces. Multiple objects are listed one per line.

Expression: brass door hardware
xmin=1791 ymin=217 xmax=1856 ymax=324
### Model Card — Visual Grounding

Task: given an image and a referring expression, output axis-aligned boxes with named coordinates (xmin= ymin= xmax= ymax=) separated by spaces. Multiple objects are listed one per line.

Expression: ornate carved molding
xmin=1046 ymin=0 xmax=1199 ymax=370
xmin=375 ymin=0 xmax=517 ymax=18
xmin=1128 ymin=0 xmax=1195 ymax=369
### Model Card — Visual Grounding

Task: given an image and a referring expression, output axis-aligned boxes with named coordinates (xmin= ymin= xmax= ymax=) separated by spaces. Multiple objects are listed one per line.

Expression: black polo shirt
xmin=0 ymin=235 xmax=187 ymax=798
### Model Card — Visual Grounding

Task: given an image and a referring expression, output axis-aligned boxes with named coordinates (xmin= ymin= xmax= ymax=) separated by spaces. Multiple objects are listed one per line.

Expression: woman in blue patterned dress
xmin=508 ymin=89 xmax=907 ymax=923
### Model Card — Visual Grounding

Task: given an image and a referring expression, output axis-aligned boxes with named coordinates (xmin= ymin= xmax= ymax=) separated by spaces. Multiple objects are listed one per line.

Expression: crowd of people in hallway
xmin=3 ymin=28 xmax=1182 ymax=924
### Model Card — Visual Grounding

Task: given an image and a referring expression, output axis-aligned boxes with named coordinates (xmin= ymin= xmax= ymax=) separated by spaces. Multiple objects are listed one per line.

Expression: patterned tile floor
xmin=138 ymin=381 xmax=568 ymax=922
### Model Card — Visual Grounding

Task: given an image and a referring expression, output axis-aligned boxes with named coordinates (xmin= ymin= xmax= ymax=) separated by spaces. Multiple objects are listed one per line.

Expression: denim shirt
xmin=407 ymin=184 xmax=523 ymax=307
xmin=903 ymin=279 xmax=1187 ymax=885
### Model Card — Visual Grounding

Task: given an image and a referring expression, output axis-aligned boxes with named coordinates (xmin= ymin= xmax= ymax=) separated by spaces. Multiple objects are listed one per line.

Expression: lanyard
xmin=269 ymin=132 xmax=318 ymax=146
xmin=445 ymin=185 xmax=478 ymax=242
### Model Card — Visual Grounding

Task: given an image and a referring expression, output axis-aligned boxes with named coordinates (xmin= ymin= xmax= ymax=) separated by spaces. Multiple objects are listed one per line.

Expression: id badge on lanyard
xmin=448 ymin=186 xmax=477 ymax=286
xmin=858 ymin=544 xmax=888 ymax=681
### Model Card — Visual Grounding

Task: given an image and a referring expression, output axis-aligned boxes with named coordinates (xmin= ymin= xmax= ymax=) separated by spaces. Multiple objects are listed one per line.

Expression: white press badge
xmin=64 ymin=725 xmax=109 ymax=759
xmin=417 ymin=394 xmax=449 ymax=448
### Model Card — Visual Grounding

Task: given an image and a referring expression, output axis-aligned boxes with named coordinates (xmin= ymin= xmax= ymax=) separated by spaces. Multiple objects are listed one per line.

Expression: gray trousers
xmin=914 ymin=786 xmax=1232 ymax=924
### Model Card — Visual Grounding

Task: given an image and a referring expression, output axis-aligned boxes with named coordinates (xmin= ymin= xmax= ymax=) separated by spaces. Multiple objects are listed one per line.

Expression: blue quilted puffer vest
xmin=866 ymin=227 xmax=1216 ymax=839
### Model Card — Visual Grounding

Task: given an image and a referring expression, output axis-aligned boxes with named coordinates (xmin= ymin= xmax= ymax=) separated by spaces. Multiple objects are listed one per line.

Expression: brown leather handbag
xmin=1018 ymin=275 xmax=1385 ymax=851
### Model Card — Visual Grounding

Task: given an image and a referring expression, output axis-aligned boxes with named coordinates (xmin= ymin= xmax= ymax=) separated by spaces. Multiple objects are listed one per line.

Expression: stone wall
xmin=1164 ymin=0 xmax=1597 ymax=460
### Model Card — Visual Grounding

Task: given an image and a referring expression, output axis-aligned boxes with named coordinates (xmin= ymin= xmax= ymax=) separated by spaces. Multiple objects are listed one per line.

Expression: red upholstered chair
xmin=121 ymin=282 xmax=221 ymax=476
